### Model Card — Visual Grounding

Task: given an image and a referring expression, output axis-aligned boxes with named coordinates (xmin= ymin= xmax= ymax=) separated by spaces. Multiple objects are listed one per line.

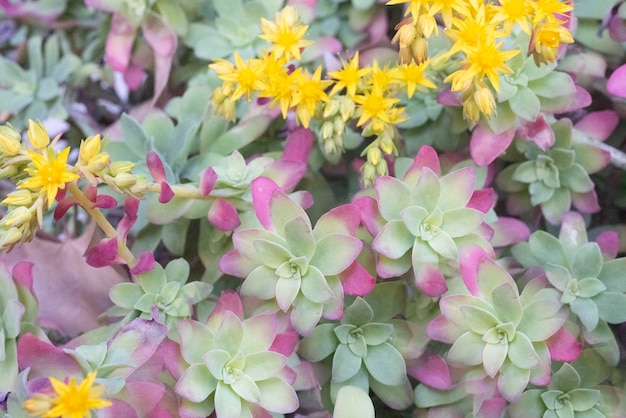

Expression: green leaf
xmin=594 ymin=291 xmax=626 ymax=324
xmin=146 ymin=195 xmax=195 ymax=225
xmin=598 ymin=258 xmax=626 ymax=292
xmin=550 ymin=363 xmax=581 ymax=392
xmin=483 ymin=340 xmax=508 ymax=378
xmin=361 ymin=323 xmax=394 ymax=346
xmin=560 ymin=164 xmax=594 ymax=193
xmin=363 ymin=342 xmax=406 ymax=386
xmin=162 ymin=218 xmax=190 ymax=256
xmin=284 ymin=217 xmax=315 ymax=260
xmin=508 ymin=332 xmax=541 ymax=369
xmin=333 ymin=386 xmax=374 ymax=418
xmin=528 ymin=71 xmax=576 ymax=98
xmin=342 ymin=297 xmax=374 ymax=326
xmin=571 ymin=243 xmax=603 ymax=280
xmin=27 ymin=36 xmax=44 ymax=78
xmin=568 ymin=388 xmax=602 ymax=411
xmin=570 ymin=297 xmax=600 ymax=330
xmin=301 ymin=266 xmax=334 ymax=304
xmin=529 ymin=231 xmax=568 ymax=267
xmin=509 ymin=86 xmax=540 ymax=121
xmin=298 ymin=323 xmax=338 ymax=361
xmin=459 ymin=304 xmax=499 ymax=334
xmin=497 ymin=361 xmax=530 ymax=402
xmin=120 ymin=113 xmax=150 ymax=156
xmin=332 ymin=343 xmax=362 ymax=382
xmin=447 ymin=331 xmax=484 ymax=366
xmin=138 ymin=264 xmax=167 ymax=294
xmin=576 ymin=278 xmax=607 ymax=299
xmin=492 ymin=282 xmax=523 ymax=325
xmin=177 ymin=365 xmax=216 ymax=402
xmin=110 ymin=283 xmax=144 ymax=310
xmin=75 ymin=343 xmax=108 ymax=368
xmin=310 ymin=234 xmax=360 ymax=276
xmin=35 ymin=77 xmax=58 ymax=101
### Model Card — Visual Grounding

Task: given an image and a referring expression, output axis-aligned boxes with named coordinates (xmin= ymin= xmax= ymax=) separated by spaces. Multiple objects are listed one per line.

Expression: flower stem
xmin=67 ymin=182 xmax=137 ymax=268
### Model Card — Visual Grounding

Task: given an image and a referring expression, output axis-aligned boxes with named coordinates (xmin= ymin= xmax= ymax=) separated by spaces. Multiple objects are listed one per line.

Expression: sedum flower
xmin=18 ymin=146 xmax=79 ymax=208
xmin=290 ymin=66 xmax=331 ymax=128
xmin=209 ymin=52 xmax=264 ymax=102
xmin=24 ymin=371 xmax=112 ymax=418
xmin=258 ymin=5 xmax=313 ymax=61
xmin=328 ymin=51 xmax=371 ymax=98
xmin=27 ymin=120 xmax=50 ymax=150
xmin=389 ymin=60 xmax=436 ymax=99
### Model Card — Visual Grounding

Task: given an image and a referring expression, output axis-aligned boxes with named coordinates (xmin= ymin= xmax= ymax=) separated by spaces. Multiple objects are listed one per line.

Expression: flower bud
xmin=333 ymin=116 xmax=345 ymax=134
xmin=27 ymin=120 xmax=50 ymax=149
xmin=2 ymin=189 xmax=33 ymax=207
xmin=0 ymin=164 xmax=18 ymax=179
xmin=367 ymin=147 xmax=382 ymax=166
xmin=473 ymin=87 xmax=496 ymax=118
xmin=109 ymin=161 xmax=134 ymax=176
xmin=0 ymin=125 xmax=22 ymax=156
xmin=411 ymin=37 xmax=428 ymax=64
xmin=321 ymin=121 xmax=334 ymax=140
xmin=113 ymin=172 xmax=137 ymax=188
xmin=323 ymin=99 xmax=340 ymax=118
xmin=379 ymin=135 xmax=395 ymax=155
xmin=0 ymin=227 xmax=22 ymax=247
xmin=79 ymin=134 xmax=102 ymax=162
xmin=3 ymin=206 xmax=32 ymax=227
xmin=339 ymin=98 xmax=355 ymax=121
xmin=87 ymin=153 xmax=110 ymax=173
xmin=397 ymin=23 xmax=417 ymax=49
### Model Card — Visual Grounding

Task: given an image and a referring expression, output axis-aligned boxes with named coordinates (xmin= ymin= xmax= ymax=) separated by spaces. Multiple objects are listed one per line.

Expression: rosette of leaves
xmin=496 ymin=119 xmax=601 ymax=224
xmin=358 ymin=145 xmax=492 ymax=297
xmin=427 ymin=252 xmax=570 ymax=402
xmin=175 ymin=305 xmax=298 ymax=417
xmin=509 ymin=362 xmax=604 ymax=418
xmin=220 ymin=177 xmax=373 ymax=336
xmin=109 ymin=258 xmax=212 ymax=339
xmin=299 ymin=294 xmax=418 ymax=410
xmin=511 ymin=212 xmax=626 ymax=366
xmin=0 ymin=34 xmax=81 ymax=129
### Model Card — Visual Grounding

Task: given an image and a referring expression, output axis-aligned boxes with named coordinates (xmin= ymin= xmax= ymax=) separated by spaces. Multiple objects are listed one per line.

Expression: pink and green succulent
xmin=220 ymin=177 xmax=374 ymax=335
xmin=357 ymin=145 xmax=493 ymax=297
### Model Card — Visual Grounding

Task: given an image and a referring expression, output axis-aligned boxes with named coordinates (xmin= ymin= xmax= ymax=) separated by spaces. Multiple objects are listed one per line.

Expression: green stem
xmin=67 ymin=182 xmax=137 ymax=268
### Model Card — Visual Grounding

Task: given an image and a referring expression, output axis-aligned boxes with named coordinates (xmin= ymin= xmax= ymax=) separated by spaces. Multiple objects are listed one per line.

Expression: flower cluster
xmin=387 ymin=0 xmax=574 ymax=122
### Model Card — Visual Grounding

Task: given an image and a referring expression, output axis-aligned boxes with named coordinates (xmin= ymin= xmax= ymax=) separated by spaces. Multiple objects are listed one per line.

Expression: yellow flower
xmin=353 ymin=90 xmax=400 ymax=127
xmin=386 ymin=0 xmax=426 ymax=20
xmin=427 ymin=0 xmax=470 ymax=29
xmin=367 ymin=60 xmax=396 ymax=95
xmin=209 ymin=52 xmax=264 ymax=101
xmin=37 ymin=372 xmax=112 ymax=418
xmin=490 ymin=0 xmax=533 ymax=34
xmin=259 ymin=6 xmax=313 ymax=61
xmin=444 ymin=40 xmax=519 ymax=92
xmin=257 ymin=53 xmax=295 ymax=118
xmin=27 ymin=120 xmax=50 ymax=149
xmin=529 ymin=20 xmax=574 ymax=65
xmin=531 ymin=0 xmax=573 ymax=23
xmin=290 ymin=66 xmax=331 ymax=128
xmin=328 ymin=51 xmax=371 ymax=97
xmin=444 ymin=1 xmax=498 ymax=56
xmin=390 ymin=60 xmax=436 ymax=98
xmin=18 ymin=147 xmax=80 ymax=208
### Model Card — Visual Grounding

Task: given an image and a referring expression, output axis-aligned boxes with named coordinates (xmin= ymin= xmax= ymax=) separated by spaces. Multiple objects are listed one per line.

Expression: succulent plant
xmin=357 ymin=145 xmax=493 ymax=297
xmin=109 ymin=258 xmax=212 ymax=339
xmin=220 ymin=177 xmax=373 ymax=336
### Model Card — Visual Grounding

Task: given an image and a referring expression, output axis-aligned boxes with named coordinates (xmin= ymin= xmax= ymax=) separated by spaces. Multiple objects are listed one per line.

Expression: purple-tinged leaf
xmin=572 ymin=190 xmax=600 ymax=214
xmin=263 ymin=160 xmax=306 ymax=191
xmin=517 ymin=115 xmax=554 ymax=151
xmin=105 ymin=13 xmax=137 ymax=72
xmin=54 ymin=196 xmax=79 ymax=220
xmin=546 ymin=327 xmax=582 ymax=362
xmin=206 ymin=290 xmax=244 ymax=332
xmin=12 ymin=261 xmax=34 ymax=293
xmin=489 ymin=218 xmax=530 ymax=247
xmin=94 ymin=194 xmax=118 ymax=209
xmin=467 ymin=189 xmax=497 ymax=214
xmin=595 ymin=230 xmax=619 ymax=259
xmin=404 ymin=145 xmax=441 ymax=186
xmin=85 ymin=237 xmax=119 ymax=267
xmin=147 ymin=151 xmax=167 ymax=182
xmin=130 ymin=251 xmax=156 ymax=275
xmin=406 ymin=352 xmax=452 ymax=390
xmin=199 ymin=167 xmax=217 ymax=197
xmin=282 ymin=127 xmax=314 ymax=163
xmin=311 ymin=234 xmax=362 ymax=276
xmin=252 ymin=177 xmax=281 ymax=231
xmin=353 ymin=195 xmax=385 ymax=237
xmin=158 ymin=182 xmax=174 ymax=204
xmin=118 ymin=197 xmax=140 ymax=240
xmin=313 ymin=203 xmax=361 ymax=239
xmin=459 ymin=246 xmax=491 ymax=297
xmin=470 ymin=124 xmax=516 ymax=167
xmin=208 ymin=198 xmax=240 ymax=231
xmin=425 ymin=315 xmax=463 ymax=344
xmin=607 ymin=63 xmax=626 ymax=98
xmin=142 ymin=13 xmax=177 ymax=104
xmin=575 ymin=110 xmax=619 ymax=141
xmin=270 ymin=331 xmax=299 ymax=357
xmin=17 ymin=334 xmax=81 ymax=378
xmin=414 ymin=264 xmax=447 ymax=297
xmin=338 ymin=261 xmax=375 ymax=296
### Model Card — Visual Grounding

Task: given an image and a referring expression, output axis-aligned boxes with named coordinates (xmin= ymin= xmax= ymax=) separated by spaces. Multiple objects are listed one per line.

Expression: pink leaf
xmin=142 ymin=13 xmax=177 ymax=104
xmin=315 ymin=203 xmax=362 ymax=237
xmin=146 ymin=151 xmax=166 ymax=182
xmin=85 ymin=237 xmax=119 ymax=268
xmin=353 ymin=196 xmax=385 ymax=237
xmin=199 ymin=167 xmax=218 ymax=197
xmin=470 ymin=124 xmax=516 ymax=167
xmin=251 ymin=177 xmax=281 ymax=230
xmin=546 ymin=327 xmax=582 ymax=362
xmin=489 ymin=217 xmax=531 ymax=247
xmin=607 ymin=63 xmax=626 ymax=98
xmin=459 ymin=246 xmax=491 ymax=297
xmin=130 ymin=251 xmax=156 ymax=275
xmin=12 ymin=261 xmax=34 ymax=293
xmin=517 ymin=115 xmax=555 ymax=151
xmin=120 ymin=319 xmax=169 ymax=373
xmin=206 ymin=290 xmax=244 ymax=332
xmin=158 ymin=182 xmax=174 ymax=204
xmin=17 ymin=334 xmax=81 ymax=378
xmin=124 ymin=64 xmax=146 ymax=90
xmin=437 ymin=88 xmax=461 ymax=106
xmin=407 ymin=352 xmax=452 ymax=390
xmin=404 ymin=145 xmax=441 ymax=182
xmin=94 ymin=194 xmax=118 ymax=209
xmin=105 ymin=13 xmax=137 ymax=72
xmin=595 ymin=230 xmax=619 ymax=259
xmin=338 ymin=261 xmax=375 ymax=296
xmin=269 ymin=331 xmax=299 ymax=356
xmin=54 ymin=197 xmax=78 ymax=220
xmin=263 ymin=160 xmax=306 ymax=191
xmin=415 ymin=264 xmax=447 ymax=297
xmin=467 ymin=189 xmax=497 ymax=214
xmin=208 ymin=198 xmax=241 ymax=231
xmin=118 ymin=196 xmax=140 ymax=240
xmin=574 ymin=110 xmax=619 ymax=141
xmin=282 ymin=128 xmax=314 ymax=163
xmin=572 ymin=190 xmax=601 ymax=214
xmin=219 ymin=249 xmax=256 ymax=278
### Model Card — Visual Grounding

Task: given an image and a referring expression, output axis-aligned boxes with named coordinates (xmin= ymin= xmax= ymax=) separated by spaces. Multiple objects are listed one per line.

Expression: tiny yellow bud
xmin=376 ymin=158 xmax=388 ymax=176
xmin=367 ymin=147 xmax=382 ymax=166
xmin=0 ymin=227 xmax=22 ymax=247
xmin=79 ymin=134 xmax=102 ymax=162
xmin=129 ymin=178 xmax=149 ymax=197
xmin=113 ymin=172 xmax=137 ymax=188
xmin=27 ymin=120 xmax=50 ymax=149
xmin=362 ymin=162 xmax=377 ymax=185
xmin=379 ymin=135 xmax=395 ymax=155
xmin=0 ymin=125 xmax=22 ymax=156
xmin=473 ymin=87 xmax=496 ymax=117
xmin=0 ymin=165 xmax=18 ymax=179
xmin=109 ymin=161 xmax=134 ymax=176
xmin=23 ymin=393 xmax=53 ymax=416
xmin=3 ymin=206 xmax=32 ymax=227
xmin=2 ymin=189 xmax=33 ymax=207
xmin=411 ymin=37 xmax=428 ymax=64
xmin=397 ymin=24 xmax=417 ymax=49
xmin=417 ymin=14 xmax=437 ymax=38
xmin=333 ymin=116 xmax=345 ymax=134
xmin=462 ymin=98 xmax=480 ymax=122
xmin=339 ymin=98 xmax=355 ymax=121
xmin=87 ymin=153 xmax=110 ymax=172
xmin=323 ymin=100 xmax=340 ymax=118
xmin=371 ymin=119 xmax=386 ymax=134
xmin=321 ymin=121 xmax=335 ymax=140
